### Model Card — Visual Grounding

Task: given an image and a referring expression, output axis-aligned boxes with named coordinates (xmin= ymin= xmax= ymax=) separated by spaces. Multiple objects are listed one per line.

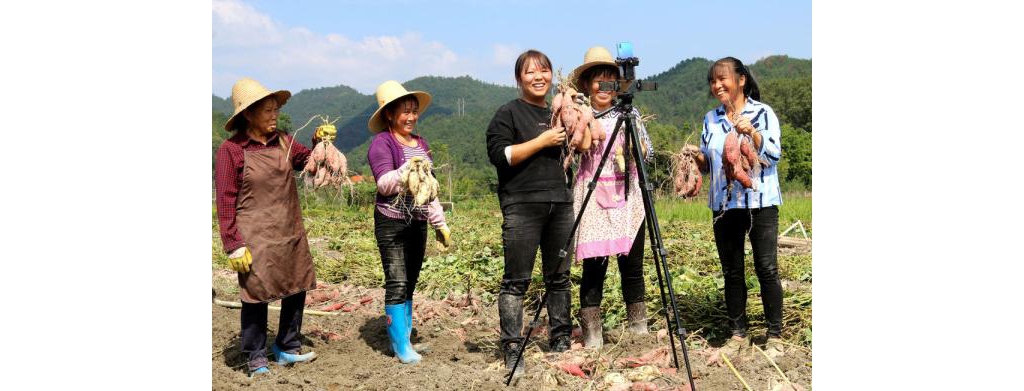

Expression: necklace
xmin=391 ymin=130 xmax=417 ymax=147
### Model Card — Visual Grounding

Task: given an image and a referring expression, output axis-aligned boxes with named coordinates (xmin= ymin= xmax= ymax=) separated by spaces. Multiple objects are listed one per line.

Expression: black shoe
xmin=503 ymin=342 xmax=526 ymax=379
xmin=549 ymin=336 xmax=571 ymax=352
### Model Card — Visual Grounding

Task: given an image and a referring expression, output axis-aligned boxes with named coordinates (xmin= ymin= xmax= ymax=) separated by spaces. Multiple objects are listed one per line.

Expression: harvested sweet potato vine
xmin=672 ymin=149 xmax=703 ymax=198
xmin=398 ymin=157 xmax=439 ymax=207
xmin=302 ymin=115 xmax=350 ymax=189
xmin=549 ymin=70 xmax=607 ymax=170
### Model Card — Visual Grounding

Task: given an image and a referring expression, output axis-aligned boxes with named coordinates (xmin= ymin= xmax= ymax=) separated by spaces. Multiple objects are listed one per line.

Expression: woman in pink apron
xmin=570 ymin=46 xmax=655 ymax=349
xmin=215 ymin=78 xmax=330 ymax=376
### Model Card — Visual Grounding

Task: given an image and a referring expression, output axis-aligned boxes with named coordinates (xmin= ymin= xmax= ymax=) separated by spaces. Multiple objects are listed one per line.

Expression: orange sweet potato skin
xmin=673 ymin=151 xmax=703 ymax=198
xmin=723 ymin=132 xmax=754 ymax=189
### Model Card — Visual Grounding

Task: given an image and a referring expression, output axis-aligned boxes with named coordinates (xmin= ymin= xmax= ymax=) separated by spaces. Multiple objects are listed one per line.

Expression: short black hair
xmin=513 ymin=49 xmax=552 ymax=92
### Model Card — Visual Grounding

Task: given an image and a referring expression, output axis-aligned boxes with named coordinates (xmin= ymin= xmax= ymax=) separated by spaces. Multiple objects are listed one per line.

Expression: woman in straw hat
xmin=215 ymin=77 xmax=332 ymax=376
xmin=568 ymin=46 xmax=655 ymax=349
xmin=485 ymin=49 xmax=574 ymax=378
xmin=683 ymin=57 xmax=785 ymax=358
xmin=366 ymin=80 xmax=451 ymax=364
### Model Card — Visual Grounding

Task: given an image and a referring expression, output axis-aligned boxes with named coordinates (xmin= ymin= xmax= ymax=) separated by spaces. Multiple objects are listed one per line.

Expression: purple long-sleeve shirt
xmin=367 ymin=131 xmax=447 ymax=228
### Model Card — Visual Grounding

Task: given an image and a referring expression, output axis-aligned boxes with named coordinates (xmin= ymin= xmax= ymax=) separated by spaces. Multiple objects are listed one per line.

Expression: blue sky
xmin=213 ymin=0 xmax=810 ymax=97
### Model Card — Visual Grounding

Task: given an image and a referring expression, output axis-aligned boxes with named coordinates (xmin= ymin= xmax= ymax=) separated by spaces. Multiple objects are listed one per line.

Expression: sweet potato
xmin=303 ymin=134 xmax=351 ymax=189
xmin=673 ymin=150 xmax=703 ymax=198
xmin=723 ymin=132 xmax=754 ymax=189
xmin=557 ymin=362 xmax=588 ymax=379
xmin=400 ymin=158 xmax=440 ymax=206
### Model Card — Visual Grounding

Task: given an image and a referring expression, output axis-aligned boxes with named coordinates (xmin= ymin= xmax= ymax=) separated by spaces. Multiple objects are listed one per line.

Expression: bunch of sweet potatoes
xmin=550 ymin=83 xmax=607 ymax=169
xmin=673 ymin=150 xmax=702 ymax=198
xmin=722 ymin=131 xmax=762 ymax=190
xmin=302 ymin=124 xmax=349 ymax=188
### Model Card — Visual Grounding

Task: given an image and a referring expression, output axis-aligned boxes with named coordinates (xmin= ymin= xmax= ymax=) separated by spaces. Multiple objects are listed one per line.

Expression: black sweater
xmin=486 ymin=98 xmax=573 ymax=207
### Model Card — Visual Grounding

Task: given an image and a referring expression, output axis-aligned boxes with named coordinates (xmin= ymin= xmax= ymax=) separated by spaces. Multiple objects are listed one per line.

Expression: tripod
xmin=506 ymin=92 xmax=696 ymax=389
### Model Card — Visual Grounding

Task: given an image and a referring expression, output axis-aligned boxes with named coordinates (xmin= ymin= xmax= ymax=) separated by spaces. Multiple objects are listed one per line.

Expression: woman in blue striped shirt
xmin=684 ymin=57 xmax=785 ymax=358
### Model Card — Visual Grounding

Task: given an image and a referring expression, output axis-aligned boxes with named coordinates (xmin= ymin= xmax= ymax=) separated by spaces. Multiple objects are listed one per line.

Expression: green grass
xmin=654 ymin=192 xmax=812 ymax=235
xmin=213 ymin=188 xmax=812 ymax=346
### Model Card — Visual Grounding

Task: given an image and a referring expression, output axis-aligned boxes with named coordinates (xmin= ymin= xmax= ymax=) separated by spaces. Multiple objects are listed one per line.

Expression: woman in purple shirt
xmin=366 ymin=80 xmax=451 ymax=365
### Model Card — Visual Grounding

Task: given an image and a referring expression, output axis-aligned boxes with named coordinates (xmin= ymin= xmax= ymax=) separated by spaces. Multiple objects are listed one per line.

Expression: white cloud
xmin=212 ymin=0 xmax=280 ymax=47
xmin=212 ymin=0 xmax=475 ymax=96
xmin=492 ymin=43 xmax=521 ymax=66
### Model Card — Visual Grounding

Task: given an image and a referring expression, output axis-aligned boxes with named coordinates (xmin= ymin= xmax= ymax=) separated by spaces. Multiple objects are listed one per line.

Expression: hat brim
xmin=570 ymin=60 xmax=619 ymax=92
xmin=224 ymin=90 xmax=291 ymax=132
xmin=367 ymin=91 xmax=432 ymax=133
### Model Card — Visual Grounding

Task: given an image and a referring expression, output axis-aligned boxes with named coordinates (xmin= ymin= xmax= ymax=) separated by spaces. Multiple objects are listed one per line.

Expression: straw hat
xmin=570 ymin=46 xmax=619 ymax=90
xmin=224 ymin=78 xmax=291 ymax=131
xmin=367 ymin=80 xmax=432 ymax=133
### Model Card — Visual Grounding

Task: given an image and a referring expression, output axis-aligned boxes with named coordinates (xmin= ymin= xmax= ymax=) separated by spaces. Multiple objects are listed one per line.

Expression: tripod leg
xmin=505 ymin=291 xmax=544 ymax=385
xmin=624 ymin=113 xmax=698 ymax=390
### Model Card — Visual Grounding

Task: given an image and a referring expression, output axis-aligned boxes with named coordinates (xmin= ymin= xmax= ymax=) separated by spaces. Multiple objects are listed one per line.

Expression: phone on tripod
xmin=616 ymin=42 xmax=633 ymax=59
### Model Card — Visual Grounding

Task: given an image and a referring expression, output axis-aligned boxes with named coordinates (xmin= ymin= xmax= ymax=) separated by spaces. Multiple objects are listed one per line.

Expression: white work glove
xmin=398 ymin=156 xmax=424 ymax=177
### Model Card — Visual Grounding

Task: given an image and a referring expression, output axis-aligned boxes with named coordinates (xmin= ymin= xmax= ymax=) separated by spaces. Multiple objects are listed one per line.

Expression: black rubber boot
xmin=545 ymin=289 xmax=572 ymax=351
xmin=503 ymin=341 xmax=526 ymax=379
xmin=498 ymin=293 xmax=524 ymax=347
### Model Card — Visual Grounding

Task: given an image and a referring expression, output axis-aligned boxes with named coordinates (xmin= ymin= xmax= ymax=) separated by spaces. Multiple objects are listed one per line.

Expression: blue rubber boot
xmin=249 ymin=366 xmax=269 ymax=378
xmin=385 ymin=304 xmax=421 ymax=364
xmin=272 ymin=344 xmax=317 ymax=366
xmin=405 ymin=300 xmax=414 ymax=338
xmin=406 ymin=299 xmax=431 ymax=353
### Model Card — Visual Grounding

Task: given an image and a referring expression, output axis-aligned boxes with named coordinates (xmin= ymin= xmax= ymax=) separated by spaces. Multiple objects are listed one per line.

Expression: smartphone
xmin=616 ymin=42 xmax=633 ymax=60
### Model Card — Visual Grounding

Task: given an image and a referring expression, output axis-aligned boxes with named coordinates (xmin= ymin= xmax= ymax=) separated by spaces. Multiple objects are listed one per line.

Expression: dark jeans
xmin=240 ymin=291 xmax=306 ymax=371
xmin=712 ymin=206 xmax=783 ymax=338
xmin=498 ymin=202 xmax=574 ymax=346
xmin=374 ymin=209 xmax=428 ymax=305
xmin=580 ymin=224 xmax=646 ymax=308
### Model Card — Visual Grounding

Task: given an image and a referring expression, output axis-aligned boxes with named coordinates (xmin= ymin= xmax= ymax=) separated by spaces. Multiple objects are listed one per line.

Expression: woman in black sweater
xmin=485 ymin=49 xmax=573 ymax=378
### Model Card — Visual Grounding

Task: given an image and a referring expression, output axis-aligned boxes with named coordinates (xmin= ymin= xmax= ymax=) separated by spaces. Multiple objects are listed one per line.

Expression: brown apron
xmin=235 ymin=141 xmax=316 ymax=303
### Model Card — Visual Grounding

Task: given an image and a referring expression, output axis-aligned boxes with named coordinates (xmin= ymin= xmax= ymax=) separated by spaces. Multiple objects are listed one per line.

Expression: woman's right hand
xmin=536 ymin=126 xmax=567 ymax=148
xmin=682 ymin=144 xmax=701 ymax=157
xmin=683 ymin=144 xmax=708 ymax=172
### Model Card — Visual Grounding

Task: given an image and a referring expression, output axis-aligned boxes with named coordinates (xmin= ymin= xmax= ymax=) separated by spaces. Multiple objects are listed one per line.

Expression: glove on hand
xmin=228 ymin=247 xmax=253 ymax=273
xmin=435 ymin=225 xmax=452 ymax=251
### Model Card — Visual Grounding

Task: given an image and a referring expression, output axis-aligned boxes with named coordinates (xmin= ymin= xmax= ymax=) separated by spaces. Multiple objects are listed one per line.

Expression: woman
xmin=684 ymin=57 xmax=785 ymax=358
xmin=569 ymin=46 xmax=655 ymax=349
xmin=215 ymin=78 xmax=328 ymax=377
xmin=485 ymin=49 xmax=574 ymax=377
xmin=366 ymin=80 xmax=451 ymax=365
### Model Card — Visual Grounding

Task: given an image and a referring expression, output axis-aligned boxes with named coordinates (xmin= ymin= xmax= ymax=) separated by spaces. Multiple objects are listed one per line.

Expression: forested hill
xmin=212 ymin=55 xmax=811 ymax=191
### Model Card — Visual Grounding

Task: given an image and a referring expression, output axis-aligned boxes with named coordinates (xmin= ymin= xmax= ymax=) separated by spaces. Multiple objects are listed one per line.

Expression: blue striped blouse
xmin=699 ymin=97 xmax=783 ymax=212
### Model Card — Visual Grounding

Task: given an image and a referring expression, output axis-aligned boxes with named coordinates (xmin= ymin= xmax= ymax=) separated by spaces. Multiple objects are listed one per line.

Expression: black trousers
xmin=712 ymin=206 xmax=783 ymax=338
xmin=498 ymin=202 xmax=574 ymax=345
xmin=374 ymin=209 xmax=428 ymax=305
xmin=240 ymin=291 xmax=306 ymax=371
xmin=579 ymin=224 xmax=646 ymax=308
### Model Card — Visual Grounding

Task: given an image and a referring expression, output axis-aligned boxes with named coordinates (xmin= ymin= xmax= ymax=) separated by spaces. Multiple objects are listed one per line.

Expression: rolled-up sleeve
xmin=758 ymin=108 xmax=782 ymax=168
xmin=486 ymin=106 xmax=514 ymax=170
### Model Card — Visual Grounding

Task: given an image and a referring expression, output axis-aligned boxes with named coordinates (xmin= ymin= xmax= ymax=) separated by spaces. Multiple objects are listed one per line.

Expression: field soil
xmin=212 ymin=271 xmax=811 ymax=390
